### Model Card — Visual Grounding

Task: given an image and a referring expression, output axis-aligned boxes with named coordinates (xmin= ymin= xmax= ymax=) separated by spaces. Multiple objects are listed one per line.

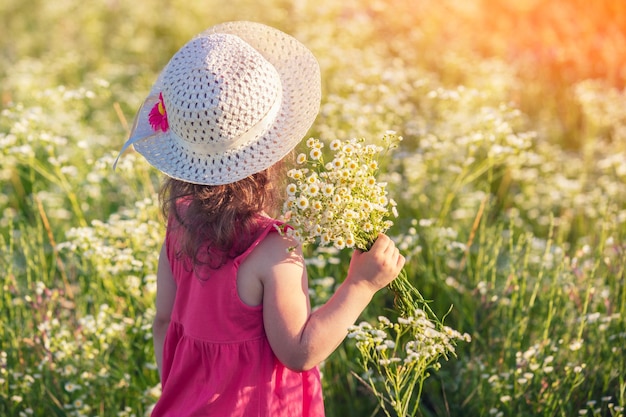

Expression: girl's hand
xmin=347 ymin=234 xmax=405 ymax=293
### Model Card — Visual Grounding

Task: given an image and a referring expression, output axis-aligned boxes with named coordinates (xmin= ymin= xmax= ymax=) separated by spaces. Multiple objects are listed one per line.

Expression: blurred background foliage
xmin=2 ymin=0 xmax=625 ymax=146
xmin=1 ymin=0 xmax=625 ymax=416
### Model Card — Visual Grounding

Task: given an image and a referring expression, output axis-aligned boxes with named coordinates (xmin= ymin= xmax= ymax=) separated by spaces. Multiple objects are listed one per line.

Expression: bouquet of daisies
xmin=282 ymin=131 xmax=470 ymax=416
xmin=284 ymin=134 xmax=396 ymax=252
xmin=282 ymin=131 xmax=425 ymax=317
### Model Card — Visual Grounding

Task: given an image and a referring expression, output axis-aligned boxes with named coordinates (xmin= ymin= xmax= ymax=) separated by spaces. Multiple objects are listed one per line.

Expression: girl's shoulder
xmin=262 ymin=227 xmax=302 ymax=254
xmin=240 ymin=221 xmax=304 ymax=271
xmin=259 ymin=221 xmax=303 ymax=256
xmin=236 ymin=221 xmax=305 ymax=306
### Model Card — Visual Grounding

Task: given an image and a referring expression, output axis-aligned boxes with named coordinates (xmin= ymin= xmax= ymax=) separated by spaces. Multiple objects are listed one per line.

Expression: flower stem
xmin=387 ymin=269 xmax=439 ymax=323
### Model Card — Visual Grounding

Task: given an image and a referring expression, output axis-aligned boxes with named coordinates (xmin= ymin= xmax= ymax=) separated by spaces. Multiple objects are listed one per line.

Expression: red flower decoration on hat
xmin=148 ymin=92 xmax=169 ymax=132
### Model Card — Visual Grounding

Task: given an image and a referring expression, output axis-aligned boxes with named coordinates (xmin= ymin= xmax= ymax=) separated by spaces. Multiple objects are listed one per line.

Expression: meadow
xmin=1 ymin=0 xmax=625 ymax=416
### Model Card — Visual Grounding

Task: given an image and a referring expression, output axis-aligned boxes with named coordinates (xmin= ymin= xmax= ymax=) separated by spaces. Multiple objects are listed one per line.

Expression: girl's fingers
xmin=373 ymin=234 xmax=393 ymax=253
xmin=397 ymin=253 xmax=406 ymax=269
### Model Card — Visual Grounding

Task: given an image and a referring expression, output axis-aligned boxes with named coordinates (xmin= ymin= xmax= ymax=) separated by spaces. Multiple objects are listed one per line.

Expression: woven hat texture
xmin=116 ymin=21 xmax=321 ymax=185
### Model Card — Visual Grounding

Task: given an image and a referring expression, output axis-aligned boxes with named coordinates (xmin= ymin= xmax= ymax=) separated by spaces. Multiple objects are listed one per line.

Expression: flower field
xmin=1 ymin=0 xmax=624 ymax=416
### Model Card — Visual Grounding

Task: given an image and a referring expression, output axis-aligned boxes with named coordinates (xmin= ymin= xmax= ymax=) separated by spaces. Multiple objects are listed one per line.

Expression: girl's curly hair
xmin=159 ymin=157 xmax=289 ymax=274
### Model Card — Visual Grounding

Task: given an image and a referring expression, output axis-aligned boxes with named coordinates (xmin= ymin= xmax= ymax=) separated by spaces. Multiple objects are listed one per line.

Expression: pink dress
xmin=151 ymin=218 xmax=325 ymax=417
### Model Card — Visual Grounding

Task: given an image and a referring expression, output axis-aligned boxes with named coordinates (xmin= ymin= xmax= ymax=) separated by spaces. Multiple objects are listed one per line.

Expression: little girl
xmin=116 ymin=21 xmax=405 ymax=417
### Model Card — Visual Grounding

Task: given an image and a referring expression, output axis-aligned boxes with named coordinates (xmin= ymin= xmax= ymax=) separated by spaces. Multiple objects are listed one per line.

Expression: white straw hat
xmin=115 ymin=21 xmax=321 ymax=185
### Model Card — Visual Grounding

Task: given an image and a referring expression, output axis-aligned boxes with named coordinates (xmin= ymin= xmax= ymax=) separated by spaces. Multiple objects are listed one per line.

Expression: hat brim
xmin=118 ymin=21 xmax=320 ymax=185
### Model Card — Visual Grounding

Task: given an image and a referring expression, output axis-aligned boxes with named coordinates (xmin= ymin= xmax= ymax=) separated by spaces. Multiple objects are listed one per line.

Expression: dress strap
xmin=234 ymin=219 xmax=286 ymax=265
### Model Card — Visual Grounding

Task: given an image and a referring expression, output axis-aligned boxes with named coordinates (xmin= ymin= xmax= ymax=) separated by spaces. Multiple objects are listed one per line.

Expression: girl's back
xmin=151 ymin=217 xmax=324 ymax=416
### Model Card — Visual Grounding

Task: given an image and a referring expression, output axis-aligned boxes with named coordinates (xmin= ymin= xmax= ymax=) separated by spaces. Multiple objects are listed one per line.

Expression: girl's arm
xmin=261 ymin=233 xmax=405 ymax=371
xmin=153 ymin=243 xmax=177 ymax=381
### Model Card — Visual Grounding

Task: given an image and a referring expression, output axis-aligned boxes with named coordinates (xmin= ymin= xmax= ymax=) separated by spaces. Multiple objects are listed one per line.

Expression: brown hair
xmin=160 ymin=157 xmax=289 ymax=272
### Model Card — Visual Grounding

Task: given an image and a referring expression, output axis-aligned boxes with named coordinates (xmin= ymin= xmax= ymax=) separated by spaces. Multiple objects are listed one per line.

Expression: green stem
xmin=388 ymin=269 xmax=439 ymax=323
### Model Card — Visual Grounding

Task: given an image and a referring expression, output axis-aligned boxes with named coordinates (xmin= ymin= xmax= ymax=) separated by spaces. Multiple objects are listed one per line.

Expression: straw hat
xmin=115 ymin=21 xmax=321 ymax=185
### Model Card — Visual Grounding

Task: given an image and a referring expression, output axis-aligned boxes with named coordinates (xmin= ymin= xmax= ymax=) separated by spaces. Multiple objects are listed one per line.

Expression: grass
xmin=1 ymin=0 xmax=625 ymax=416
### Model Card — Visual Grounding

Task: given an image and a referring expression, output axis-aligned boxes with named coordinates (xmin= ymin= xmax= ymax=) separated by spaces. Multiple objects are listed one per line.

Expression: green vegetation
xmin=1 ymin=0 xmax=624 ymax=415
